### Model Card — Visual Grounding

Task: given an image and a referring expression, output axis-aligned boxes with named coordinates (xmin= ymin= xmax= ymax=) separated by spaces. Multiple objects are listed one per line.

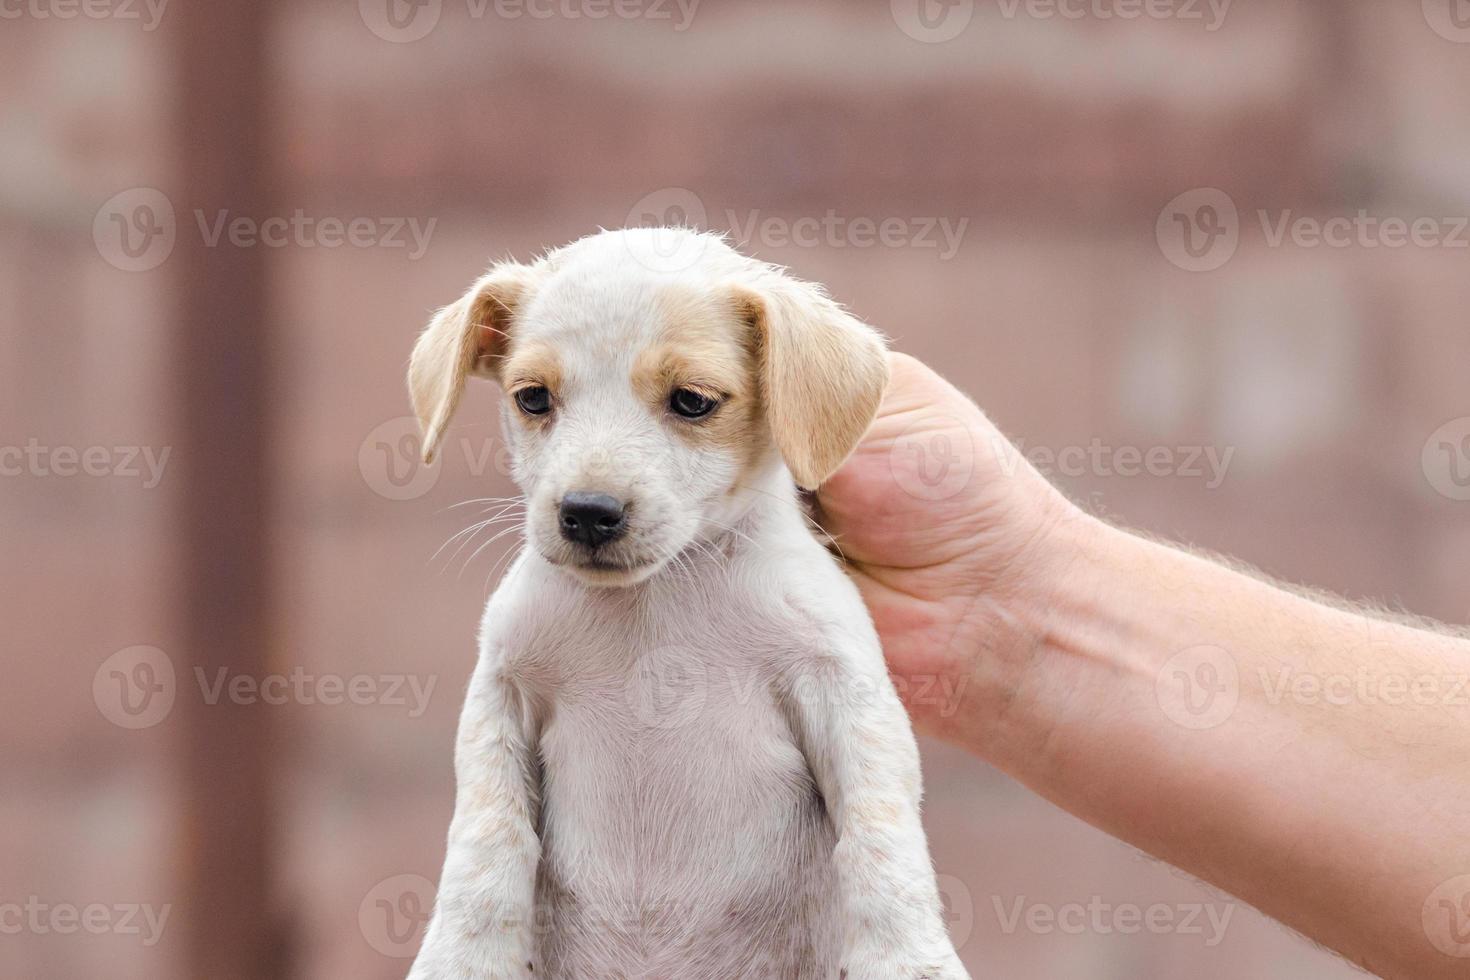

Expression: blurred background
xmin=3 ymin=0 xmax=1469 ymax=977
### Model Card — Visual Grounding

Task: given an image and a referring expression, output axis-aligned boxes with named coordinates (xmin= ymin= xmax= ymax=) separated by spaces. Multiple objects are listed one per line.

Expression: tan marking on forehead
xmin=628 ymin=287 xmax=770 ymax=472
xmin=632 ymin=288 xmax=753 ymax=398
xmin=500 ymin=338 xmax=564 ymax=394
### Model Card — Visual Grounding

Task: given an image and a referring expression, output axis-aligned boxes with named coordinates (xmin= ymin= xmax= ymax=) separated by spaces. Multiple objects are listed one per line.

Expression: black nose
xmin=558 ymin=491 xmax=628 ymax=548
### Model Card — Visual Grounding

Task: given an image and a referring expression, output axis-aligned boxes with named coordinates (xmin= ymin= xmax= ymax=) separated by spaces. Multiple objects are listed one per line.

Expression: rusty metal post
xmin=172 ymin=1 xmax=286 ymax=977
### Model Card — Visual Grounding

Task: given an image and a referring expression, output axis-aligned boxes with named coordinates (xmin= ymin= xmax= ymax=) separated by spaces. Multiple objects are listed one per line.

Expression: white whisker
xmin=458 ymin=522 xmax=526 ymax=582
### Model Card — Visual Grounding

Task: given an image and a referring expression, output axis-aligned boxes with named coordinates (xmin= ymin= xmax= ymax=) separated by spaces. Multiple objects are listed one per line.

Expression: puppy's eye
xmin=669 ymin=388 xmax=718 ymax=420
xmin=514 ymin=385 xmax=552 ymax=416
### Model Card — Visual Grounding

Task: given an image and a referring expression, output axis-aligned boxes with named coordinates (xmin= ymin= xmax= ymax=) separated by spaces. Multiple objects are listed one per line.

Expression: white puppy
xmin=405 ymin=228 xmax=968 ymax=980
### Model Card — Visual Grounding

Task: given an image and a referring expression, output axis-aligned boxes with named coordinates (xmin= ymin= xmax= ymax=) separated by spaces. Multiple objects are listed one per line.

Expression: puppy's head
xmin=408 ymin=229 xmax=887 ymax=586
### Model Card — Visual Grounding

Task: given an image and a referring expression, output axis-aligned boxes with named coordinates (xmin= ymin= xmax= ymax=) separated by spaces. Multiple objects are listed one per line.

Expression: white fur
xmin=407 ymin=230 xmax=968 ymax=979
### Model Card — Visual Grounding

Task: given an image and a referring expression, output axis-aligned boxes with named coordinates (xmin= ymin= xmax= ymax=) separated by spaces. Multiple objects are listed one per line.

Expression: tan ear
xmin=733 ymin=272 xmax=889 ymax=490
xmin=408 ymin=261 xmax=538 ymax=463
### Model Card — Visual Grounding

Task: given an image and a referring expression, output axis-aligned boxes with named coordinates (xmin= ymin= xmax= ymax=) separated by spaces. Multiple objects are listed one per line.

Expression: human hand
xmin=820 ymin=355 xmax=1470 ymax=980
xmin=814 ymin=352 xmax=1092 ymax=748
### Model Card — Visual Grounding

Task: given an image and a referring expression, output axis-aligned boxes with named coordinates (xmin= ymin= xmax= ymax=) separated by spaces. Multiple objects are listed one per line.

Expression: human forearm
xmin=978 ymin=514 xmax=1470 ymax=978
xmin=820 ymin=354 xmax=1470 ymax=975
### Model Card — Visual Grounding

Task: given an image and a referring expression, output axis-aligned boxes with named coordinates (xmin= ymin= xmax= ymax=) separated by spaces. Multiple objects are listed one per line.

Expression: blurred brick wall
xmin=3 ymin=0 xmax=1469 ymax=977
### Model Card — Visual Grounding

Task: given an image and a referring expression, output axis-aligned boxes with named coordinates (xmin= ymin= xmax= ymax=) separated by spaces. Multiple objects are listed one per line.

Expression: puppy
xmin=405 ymin=228 xmax=968 ymax=980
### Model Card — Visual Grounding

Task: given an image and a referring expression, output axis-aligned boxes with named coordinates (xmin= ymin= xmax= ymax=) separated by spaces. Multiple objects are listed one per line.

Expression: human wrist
xmin=966 ymin=511 xmax=1163 ymax=776
xmin=929 ymin=501 xmax=1116 ymax=757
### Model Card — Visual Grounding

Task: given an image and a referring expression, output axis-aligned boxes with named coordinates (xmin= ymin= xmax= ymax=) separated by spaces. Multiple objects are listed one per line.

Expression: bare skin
xmin=816 ymin=352 xmax=1470 ymax=980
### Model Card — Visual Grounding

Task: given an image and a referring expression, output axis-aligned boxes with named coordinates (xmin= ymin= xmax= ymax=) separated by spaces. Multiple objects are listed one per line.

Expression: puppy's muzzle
xmin=558 ymin=491 xmax=628 ymax=549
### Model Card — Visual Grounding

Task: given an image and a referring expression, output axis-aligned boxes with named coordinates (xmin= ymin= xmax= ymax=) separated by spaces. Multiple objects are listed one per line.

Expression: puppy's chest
xmin=500 ymin=580 xmax=825 ymax=860
xmin=501 ymin=580 xmax=807 ymax=720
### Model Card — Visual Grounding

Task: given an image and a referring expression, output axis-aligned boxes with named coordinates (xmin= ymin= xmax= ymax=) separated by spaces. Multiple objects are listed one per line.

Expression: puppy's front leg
xmin=784 ymin=622 xmax=969 ymax=980
xmin=409 ymin=646 xmax=539 ymax=980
